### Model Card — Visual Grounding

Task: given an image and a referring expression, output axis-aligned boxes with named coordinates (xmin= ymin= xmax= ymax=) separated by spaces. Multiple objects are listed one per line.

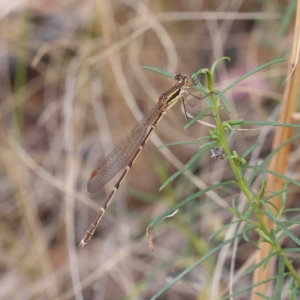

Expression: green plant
xmin=143 ymin=58 xmax=300 ymax=300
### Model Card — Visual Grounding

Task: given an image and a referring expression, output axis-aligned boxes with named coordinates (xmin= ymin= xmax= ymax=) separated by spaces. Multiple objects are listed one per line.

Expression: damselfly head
xmin=174 ymin=73 xmax=193 ymax=88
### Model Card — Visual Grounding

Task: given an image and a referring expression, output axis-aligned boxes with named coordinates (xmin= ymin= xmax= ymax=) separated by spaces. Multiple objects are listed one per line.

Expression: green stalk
xmin=209 ymin=87 xmax=300 ymax=287
xmin=282 ymin=255 xmax=300 ymax=286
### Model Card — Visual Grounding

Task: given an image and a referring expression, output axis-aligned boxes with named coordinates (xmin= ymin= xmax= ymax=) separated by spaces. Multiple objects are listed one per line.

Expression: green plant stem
xmin=210 ymin=91 xmax=300 ymax=287
xmin=271 ymin=241 xmax=300 ymax=286
xmin=255 ymin=209 xmax=271 ymax=235
xmin=210 ymin=92 xmax=271 ymax=231
xmin=210 ymin=93 xmax=254 ymax=204
xmin=282 ymin=255 xmax=300 ymax=286
xmin=243 ymin=219 xmax=259 ymax=227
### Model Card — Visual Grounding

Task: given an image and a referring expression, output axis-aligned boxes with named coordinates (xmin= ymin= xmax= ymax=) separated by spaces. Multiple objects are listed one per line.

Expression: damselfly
xmin=80 ymin=73 xmax=203 ymax=247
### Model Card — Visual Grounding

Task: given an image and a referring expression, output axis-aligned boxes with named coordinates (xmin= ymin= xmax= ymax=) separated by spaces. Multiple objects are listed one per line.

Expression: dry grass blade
xmin=251 ymin=3 xmax=300 ymax=299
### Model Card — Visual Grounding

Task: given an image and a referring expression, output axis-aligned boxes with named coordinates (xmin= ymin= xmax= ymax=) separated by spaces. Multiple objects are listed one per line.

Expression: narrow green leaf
xmin=150 ymin=232 xmax=244 ymax=300
xmin=220 ymin=276 xmax=278 ymax=300
xmin=142 ymin=66 xmax=174 ymax=78
xmin=237 ymin=166 xmax=244 ymax=182
xmin=190 ymin=68 xmax=209 ymax=81
xmin=231 ymin=197 xmax=237 ymax=210
xmin=242 ymin=120 xmax=300 ymax=128
xmin=149 ymin=181 xmax=236 ymax=228
xmin=261 ymin=201 xmax=279 ymax=216
xmin=242 ymin=142 xmax=261 ymax=159
xmin=261 ymin=134 xmax=300 ymax=167
xmin=276 ymin=0 xmax=297 ymax=40
xmin=211 ymin=57 xmax=230 ymax=76
xmin=256 ymin=228 xmax=273 ymax=244
xmin=194 ymin=84 xmax=209 ymax=96
xmin=288 ymin=278 xmax=300 ymax=300
xmin=242 ymin=225 xmax=250 ymax=242
xmin=284 ymin=208 xmax=300 ymax=213
xmin=280 ymin=182 xmax=288 ymax=209
xmin=243 ymin=204 xmax=255 ymax=219
xmin=258 ymin=178 xmax=267 ymax=200
xmin=184 ymin=107 xmax=212 ymax=129
xmin=227 ymin=125 xmax=240 ymax=141
xmin=281 ymin=219 xmax=300 ymax=226
xmin=274 ymin=256 xmax=285 ymax=300
xmin=261 ymin=187 xmax=288 ymax=203
xmin=226 ymin=206 xmax=239 ymax=217
xmin=221 ymin=58 xmax=286 ymax=93
xmin=243 ymin=165 xmax=300 ymax=187
xmin=276 ymin=224 xmax=296 ymax=242
xmin=159 ymin=142 xmax=217 ymax=191
xmin=242 ymin=250 xmax=275 ymax=277
xmin=255 ymin=292 xmax=273 ymax=300
xmin=227 ymin=119 xmax=244 ymax=126
xmin=246 ymin=182 xmax=258 ymax=199
xmin=214 ymin=90 xmax=231 ymax=113
xmin=263 ymin=249 xmax=275 ymax=270
xmin=259 ymin=204 xmax=277 ymax=221
xmin=270 ymin=229 xmax=276 ymax=244
xmin=209 ymin=220 xmax=239 ymax=240
xmin=247 ymin=134 xmax=300 ymax=185
xmin=283 ymin=248 xmax=300 ymax=253
xmin=198 ymin=136 xmax=212 ymax=141
xmin=278 ymin=206 xmax=285 ymax=219
xmin=204 ymin=94 xmax=212 ymax=106
xmin=260 ymin=209 xmax=300 ymax=246
xmin=158 ymin=141 xmax=202 ymax=148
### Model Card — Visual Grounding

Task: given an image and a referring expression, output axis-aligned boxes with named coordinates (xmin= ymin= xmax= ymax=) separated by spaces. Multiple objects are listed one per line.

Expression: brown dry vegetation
xmin=0 ymin=1 xmax=299 ymax=300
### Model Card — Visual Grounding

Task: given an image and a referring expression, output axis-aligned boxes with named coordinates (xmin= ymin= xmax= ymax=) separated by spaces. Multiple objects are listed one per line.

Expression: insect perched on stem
xmin=80 ymin=73 xmax=204 ymax=247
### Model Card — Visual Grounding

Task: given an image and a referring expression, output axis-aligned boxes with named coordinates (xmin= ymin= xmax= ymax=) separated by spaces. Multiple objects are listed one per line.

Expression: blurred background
xmin=0 ymin=1 xmax=297 ymax=299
